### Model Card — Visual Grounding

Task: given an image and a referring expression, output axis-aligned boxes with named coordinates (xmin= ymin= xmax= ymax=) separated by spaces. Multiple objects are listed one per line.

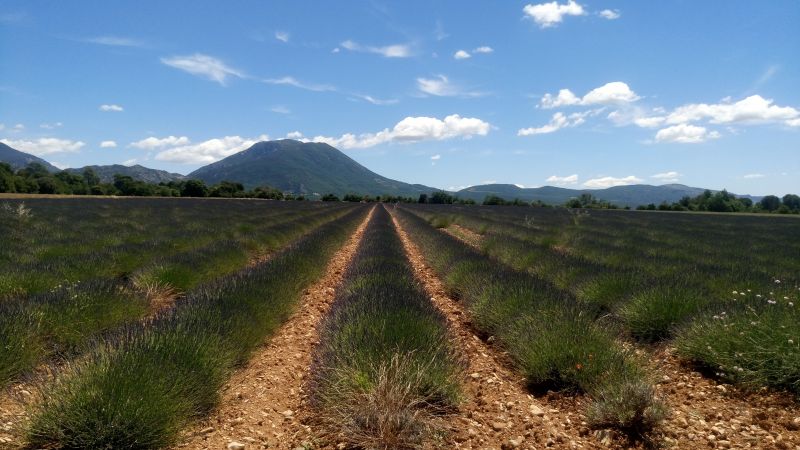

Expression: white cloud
xmin=297 ymin=114 xmax=490 ymax=150
xmin=100 ymin=140 xmax=117 ymax=148
xmin=10 ymin=124 xmax=24 ymax=132
xmin=286 ymin=131 xmax=304 ymax=139
xmin=155 ymin=135 xmax=269 ymax=164
xmin=83 ymin=36 xmax=144 ymax=47
xmin=474 ymin=46 xmax=494 ymax=54
xmin=787 ymin=118 xmax=800 ymax=127
xmin=518 ymin=111 xmax=596 ymax=135
xmin=50 ymin=161 xmax=69 ymax=170
xmin=271 ymin=105 xmax=291 ymax=114
xmin=651 ymin=171 xmax=681 ymax=183
xmin=541 ymin=82 xmax=639 ymax=108
xmin=160 ymin=54 xmax=244 ymax=86
xmin=340 ymin=40 xmax=412 ymax=58
xmin=39 ymin=122 xmax=63 ymax=130
xmin=416 ymin=75 xmax=483 ymax=97
xmin=0 ymin=138 xmax=85 ymax=156
xmin=633 ymin=116 xmax=666 ymax=128
xmin=99 ymin=104 xmax=124 ymax=112
xmin=274 ymin=31 xmax=289 ymax=43
xmin=262 ymin=76 xmax=336 ymax=92
xmin=523 ymin=1 xmax=585 ymax=28
xmin=546 ymin=174 xmax=579 ymax=185
xmin=665 ymin=95 xmax=799 ymax=125
xmin=655 ymin=124 xmax=720 ymax=144
xmin=130 ymin=136 xmax=190 ymax=150
xmin=430 ymin=154 xmax=441 ymax=160
xmin=743 ymin=173 xmax=765 ymax=179
xmin=353 ymin=94 xmax=399 ymax=105
xmin=122 ymin=159 xmax=137 ymax=166
xmin=583 ymin=175 xmax=643 ymax=188
xmin=454 ymin=50 xmax=471 ymax=60
xmin=599 ymin=9 xmax=620 ymax=20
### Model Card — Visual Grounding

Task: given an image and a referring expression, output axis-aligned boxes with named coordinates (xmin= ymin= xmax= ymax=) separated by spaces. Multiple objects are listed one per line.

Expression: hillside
xmin=66 ymin=164 xmax=186 ymax=184
xmin=0 ymin=142 xmax=59 ymax=172
xmin=456 ymin=183 xmax=761 ymax=207
xmin=189 ymin=139 xmax=437 ymax=197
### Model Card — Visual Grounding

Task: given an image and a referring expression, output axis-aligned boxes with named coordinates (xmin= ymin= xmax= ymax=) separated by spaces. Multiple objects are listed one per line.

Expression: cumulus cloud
xmin=99 ymin=104 xmax=124 ymax=112
xmin=523 ymin=1 xmax=585 ymax=28
xmin=262 ymin=76 xmax=336 ymax=92
xmin=474 ymin=46 xmax=494 ymax=54
xmin=416 ymin=75 xmax=483 ymax=97
xmin=583 ymin=175 xmax=643 ymax=188
xmin=155 ymin=135 xmax=269 ymax=164
xmin=100 ymin=140 xmax=117 ymax=148
xmin=655 ymin=124 xmax=720 ymax=144
xmin=743 ymin=173 xmax=765 ymax=179
xmin=340 ymin=40 xmax=411 ymax=58
xmin=651 ymin=171 xmax=681 ymax=183
xmin=454 ymin=50 xmax=471 ymax=60
xmin=518 ymin=110 xmax=599 ymax=136
xmin=599 ymin=9 xmax=620 ymax=20
xmin=274 ymin=31 xmax=289 ymax=43
xmin=787 ymin=118 xmax=800 ymax=127
xmin=546 ymin=174 xmax=579 ymax=185
xmin=160 ymin=54 xmax=244 ymax=85
xmin=0 ymin=138 xmax=85 ymax=156
xmin=122 ymin=159 xmax=137 ymax=166
xmin=291 ymin=114 xmax=490 ymax=149
xmin=665 ymin=95 xmax=799 ymax=125
xmin=541 ymin=82 xmax=639 ymax=108
xmin=130 ymin=136 xmax=190 ymax=150
xmin=286 ymin=131 xmax=304 ymax=139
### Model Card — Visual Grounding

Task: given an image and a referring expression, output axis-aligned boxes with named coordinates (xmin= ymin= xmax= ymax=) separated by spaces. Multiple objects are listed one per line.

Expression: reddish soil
xmin=391 ymin=212 xmax=611 ymax=449
xmin=173 ymin=207 xmax=374 ymax=450
xmin=445 ymin=224 xmax=484 ymax=248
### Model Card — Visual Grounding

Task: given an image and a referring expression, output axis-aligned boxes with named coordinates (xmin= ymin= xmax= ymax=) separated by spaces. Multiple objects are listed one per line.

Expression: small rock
xmin=199 ymin=426 xmax=215 ymax=434
xmin=491 ymin=421 xmax=506 ymax=431
xmin=227 ymin=442 xmax=246 ymax=450
xmin=470 ymin=372 xmax=481 ymax=379
xmin=788 ymin=417 xmax=800 ymax=431
xmin=468 ymin=428 xmax=478 ymax=437
xmin=281 ymin=409 xmax=294 ymax=418
xmin=529 ymin=404 xmax=545 ymax=416
xmin=717 ymin=440 xmax=731 ymax=448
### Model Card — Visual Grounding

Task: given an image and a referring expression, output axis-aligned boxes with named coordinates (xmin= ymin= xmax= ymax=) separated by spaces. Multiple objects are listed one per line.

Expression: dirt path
xmin=444 ymin=224 xmax=484 ymax=248
xmin=650 ymin=347 xmax=800 ymax=449
xmin=390 ymin=212 xmax=610 ymax=450
xmin=174 ymin=206 xmax=374 ymax=450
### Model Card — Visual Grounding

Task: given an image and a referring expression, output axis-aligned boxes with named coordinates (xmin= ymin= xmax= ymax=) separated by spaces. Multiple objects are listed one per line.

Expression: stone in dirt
xmin=227 ymin=442 xmax=246 ymax=450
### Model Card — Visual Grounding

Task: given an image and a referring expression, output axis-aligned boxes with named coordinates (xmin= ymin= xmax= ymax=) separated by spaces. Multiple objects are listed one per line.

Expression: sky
xmin=1 ymin=1 xmax=799 ymax=195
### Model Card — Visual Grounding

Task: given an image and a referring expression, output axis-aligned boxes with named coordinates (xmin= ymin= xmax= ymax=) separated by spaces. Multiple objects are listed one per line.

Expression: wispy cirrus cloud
xmin=99 ymin=104 xmax=124 ymax=112
xmin=339 ymin=40 xmax=412 ymax=58
xmin=82 ymin=36 xmax=145 ymax=47
xmin=262 ymin=76 xmax=336 ymax=92
xmin=416 ymin=75 xmax=485 ymax=98
xmin=160 ymin=54 xmax=245 ymax=86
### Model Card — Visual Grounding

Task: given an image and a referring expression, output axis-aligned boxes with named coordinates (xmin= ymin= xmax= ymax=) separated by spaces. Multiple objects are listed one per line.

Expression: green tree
xmin=759 ymin=195 xmax=781 ymax=212
xmin=180 ymin=179 xmax=208 ymax=197
xmin=782 ymin=194 xmax=800 ymax=211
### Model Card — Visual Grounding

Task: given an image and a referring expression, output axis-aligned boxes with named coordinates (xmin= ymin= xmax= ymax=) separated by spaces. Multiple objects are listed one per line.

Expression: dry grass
xmin=317 ymin=353 xmax=454 ymax=450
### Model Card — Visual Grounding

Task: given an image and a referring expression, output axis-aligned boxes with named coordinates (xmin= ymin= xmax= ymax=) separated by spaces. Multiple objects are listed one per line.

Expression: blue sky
xmin=1 ymin=1 xmax=798 ymax=195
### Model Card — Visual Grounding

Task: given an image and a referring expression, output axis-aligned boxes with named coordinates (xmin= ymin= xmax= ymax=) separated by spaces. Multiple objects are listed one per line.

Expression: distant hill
xmin=189 ymin=139 xmax=437 ymax=197
xmin=456 ymin=183 xmax=762 ymax=207
xmin=66 ymin=164 xmax=187 ymax=184
xmin=0 ymin=142 xmax=60 ymax=172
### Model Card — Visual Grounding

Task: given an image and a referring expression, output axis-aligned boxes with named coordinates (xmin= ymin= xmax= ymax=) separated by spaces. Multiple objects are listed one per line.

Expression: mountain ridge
xmin=65 ymin=164 xmax=187 ymax=184
xmin=0 ymin=142 xmax=60 ymax=172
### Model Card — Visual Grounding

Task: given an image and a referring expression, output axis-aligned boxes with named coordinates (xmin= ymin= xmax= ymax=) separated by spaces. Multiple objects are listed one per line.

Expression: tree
xmin=83 ymin=168 xmax=101 ymax=187
xmin=418 ymin=193 xmax=428 ymax=204
xmin=181 ymin=179 xmax=208 ymax=197
xmin=321 ymin=193 xmax=339 ymax=201
xmin=782 ymin=194 xmax=800 ymax=211
xmin=209 ymin=181 xmax=245 ymax=198
xmin=430 ymin=191 xmax=455 ymax=204
xmin=759 ymin=195 xmax=781 ymax=212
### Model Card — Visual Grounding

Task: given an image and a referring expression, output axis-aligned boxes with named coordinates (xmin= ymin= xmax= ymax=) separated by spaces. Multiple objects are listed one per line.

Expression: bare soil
xmin=173 ymin=207 xmax=374 ymax=450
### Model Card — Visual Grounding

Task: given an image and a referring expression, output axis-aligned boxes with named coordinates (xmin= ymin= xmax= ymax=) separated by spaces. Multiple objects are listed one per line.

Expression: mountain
xmin=0 ymin=142 xmax=60 ymax=172
xmin=66 ymin=164 xmax=187 ymax=184
xmin=456 ymin=183 xmax=761 ymax=207
xmin=189 ymin=139 xmax=437 ymax=197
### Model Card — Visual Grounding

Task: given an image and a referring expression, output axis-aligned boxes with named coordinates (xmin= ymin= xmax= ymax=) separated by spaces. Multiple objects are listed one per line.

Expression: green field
xmin=1 ymin=198 xmax=798 ymax=448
